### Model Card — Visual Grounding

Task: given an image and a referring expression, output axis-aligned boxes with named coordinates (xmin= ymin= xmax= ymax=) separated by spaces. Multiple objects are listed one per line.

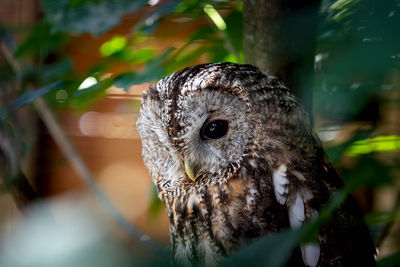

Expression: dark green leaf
xmin=40 ymin=58 xmax=74 ymax=83
xmin=116 ymin=47 xmax=157 ymax=64
xmin=377 ymin=251 xmax=400 ymax=267
xmin=113 ymin=73 xmax=138 ymax=91
xmin=99 ymin=36 xmax=127 ymax=56
xmin=70 ymin=79 xmax=112 ymax=109
xmin=145 ymin=48 xmax=174 ymax=73
xmin=3 ymin=81 xmax=64 ymax=116
xmin=221 ymin=228 xmax=302 ymax=267
xmin=342 ymin=156 xmax=393 ymax=190
xmin=14 ymin=21 xmax=68 ymax=58
xmin=188 ymin=26 xmax=215 ymax=43
xmin=316 ymin=0 xmax=400 ymax=122
xmin=224 ymin=8 xmax=243 ymax=59
xmin=175 ymin=0 xmax=203 ymax=14
xmin=165 ymin=45 xmax=211 ymax=74
xmin=40 ymin=0 xmax=148 ymax=35
xmin=346 ymin=135 xmax=400 ymax=156
xmin=325 ymin=130 xmax=373 ymax=163
xmin=365 ymin=211 xmax=400 ymax=225
xmin=148 ymin=185 xmax=163 ymax=218
xmin=136 ymin=1 xmax=180 ymax=34
xmin=113 ymin=48 xmax=174 ymax=91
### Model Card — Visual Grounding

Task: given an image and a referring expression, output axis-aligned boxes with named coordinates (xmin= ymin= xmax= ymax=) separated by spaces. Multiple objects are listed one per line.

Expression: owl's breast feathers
xmin=165 ymin=155 xmax=288 ymax=266
xmin=166 ymin=148 xmax=375 ymax=267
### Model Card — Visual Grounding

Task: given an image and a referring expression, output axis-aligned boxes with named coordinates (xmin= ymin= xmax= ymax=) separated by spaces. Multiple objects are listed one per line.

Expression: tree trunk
xmin=243 ymin=0 xmax=321 ymax=124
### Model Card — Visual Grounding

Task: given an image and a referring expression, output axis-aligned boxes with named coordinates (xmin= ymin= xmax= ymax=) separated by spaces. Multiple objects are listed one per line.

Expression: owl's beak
xmin=184 ymin=160 xmax=197 ymax=181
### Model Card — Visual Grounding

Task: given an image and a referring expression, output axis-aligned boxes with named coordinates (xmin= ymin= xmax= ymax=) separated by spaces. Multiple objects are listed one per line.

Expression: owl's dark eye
xmin=200 ymin=119 xmax=230 ymax=140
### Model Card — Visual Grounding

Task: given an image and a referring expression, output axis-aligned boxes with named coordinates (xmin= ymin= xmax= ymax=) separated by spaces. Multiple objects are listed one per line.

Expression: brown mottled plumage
xmin=136 ymin=63 xmax=376 ymax=266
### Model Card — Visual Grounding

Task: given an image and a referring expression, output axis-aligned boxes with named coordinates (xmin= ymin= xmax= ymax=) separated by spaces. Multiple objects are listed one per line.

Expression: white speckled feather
xmin=288 ymin=191 xmax=305 ymax=229
xmin=272 ymin=164 xmax=289 ymax=204
xmin=301 ymin=243 xmax=320 ymax=267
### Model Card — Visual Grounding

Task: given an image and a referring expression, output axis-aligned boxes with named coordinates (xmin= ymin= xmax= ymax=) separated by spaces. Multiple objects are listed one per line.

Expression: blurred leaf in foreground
xmin=346 ymin=135 xmax=400 ymax=156
xmin=342 ymin=156 xmax=393 ymax=190
xmin=365 ymin=211 xmax=400 ymax=225
xmin=1 ymin=81 xmax=65 ymax=119
xmin=325 ymin=129 xmax=373 ymax=163
xmin=70 ymin=78 xmax=112 ymax=109
xmin=148 ymin=185 xmax=163 ymax=218
xmin=100 ymin=36 xmax=127 ymax=57
xmin=14 ymin=21 xmax=68 ymax=58
xmin=377 ymin=251 xmax=400 ymax=267
xmin=40 ymin=0 xmax=148 ymax=35
xmin=221 ymin=228 xmax=302 ymax=267
xmin=113 ymin=48 xmax=174 ymax=91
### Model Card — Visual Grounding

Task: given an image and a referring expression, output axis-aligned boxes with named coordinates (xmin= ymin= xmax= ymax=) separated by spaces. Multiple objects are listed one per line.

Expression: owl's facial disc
xmin=177 ymin=90 xmax=253 ymax=185
xmin=137 ymin=64 xmax=262 ymax=191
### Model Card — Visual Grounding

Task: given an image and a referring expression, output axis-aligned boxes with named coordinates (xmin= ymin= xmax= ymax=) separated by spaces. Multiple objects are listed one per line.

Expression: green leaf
xmin=113 ymin=70 xmax=161 ymax=91
xmin=302 ymin=190 xmax=349 ymax=241
xmin=40 ymin=0 xmax=148 ymax=35
xmin=136 ymin=1 xmax=180 ymax=34
xmin=14 ymin=21 xmax=68 ymax=58
xmin=148 ymin=185 xmax=163 ymax=218
xmin=70 ymin=78 xmax=112 ymax=109
xmin=223 ymin=7 xmax=243 ymax=59
xmin=40 ymin=58 xmax=74 ymax=83
xmin=175 ymin=0 xmax=203 ymax=14
xmin=113 ymin=73 xmax=138 ymax=91
xmin=100 ymin=36 xmax=127 ymax=56
xmin=188 ymin=26 xmax=215 ymax=43
xmin=316 ymin=0 xmax=400 ymax=123
xmin=165 ymin=45 xmax=211 ymax=74
xmin=117 ymin=47 xmax=157 ymax=64
xmin=325 ymin=129 xmax=373 ymax=163
xmin=2 ymin=81 xmax=64 ymax=118
xmin=204 ymin=4 xmax=227 ymax=31
xmin=377 ymin=251 xmax=400 ymax=267
xmin=69 ymin=0 xmax=101 ymax=8
xmin=70 ymin=78 xmax=113 ymax=110
xmin=365 ymin=211 xmax=400 ymax=225
xmin=145 ymin=48 xmax=174 ymax=73
xmin=221 ymin=228 xmax=302 ymax=267
xmin=113 ymin=48 xmax=174 ymax=91
xmin=346 ymin=135 xmax=400 ymax=156
xmin=208 ymin=43 xmax=231 ymax=63
xmin=342 ymin=156 xmax=393 ymax=190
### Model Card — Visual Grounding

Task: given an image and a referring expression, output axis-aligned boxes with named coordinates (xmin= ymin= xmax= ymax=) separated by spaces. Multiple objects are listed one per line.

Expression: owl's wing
xmin=272 ymin=163 xmax=321 ymax=267
xmin=271 ymin=147 xmax=376 ymax=267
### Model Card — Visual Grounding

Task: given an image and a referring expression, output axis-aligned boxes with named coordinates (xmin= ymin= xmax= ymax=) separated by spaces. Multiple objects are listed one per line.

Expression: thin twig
xmin=0 ymin=42 xmax=21 ymax=71
xmin=0 ymin=39 xmax=165 ymax=254
xmin=0 ymin=128 xmax=40 ymax=209
xmin=1 ymin=39 xmax=40 ymax=209
xmin=33 ymin=97 xmax=164 ymax=253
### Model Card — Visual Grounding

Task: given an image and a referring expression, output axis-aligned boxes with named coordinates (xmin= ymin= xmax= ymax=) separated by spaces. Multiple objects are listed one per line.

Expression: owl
xmin=136 ymin=63 xmax=376 ymax=266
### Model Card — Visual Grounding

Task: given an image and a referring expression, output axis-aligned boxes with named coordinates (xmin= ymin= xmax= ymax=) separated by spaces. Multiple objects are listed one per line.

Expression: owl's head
xmin=137 ymin=63 xmax=299 ymax=197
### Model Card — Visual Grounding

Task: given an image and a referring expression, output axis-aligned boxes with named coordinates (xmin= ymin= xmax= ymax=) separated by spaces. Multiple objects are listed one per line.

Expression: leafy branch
xmin=0 ymin=36 xmax=165 ymax=255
